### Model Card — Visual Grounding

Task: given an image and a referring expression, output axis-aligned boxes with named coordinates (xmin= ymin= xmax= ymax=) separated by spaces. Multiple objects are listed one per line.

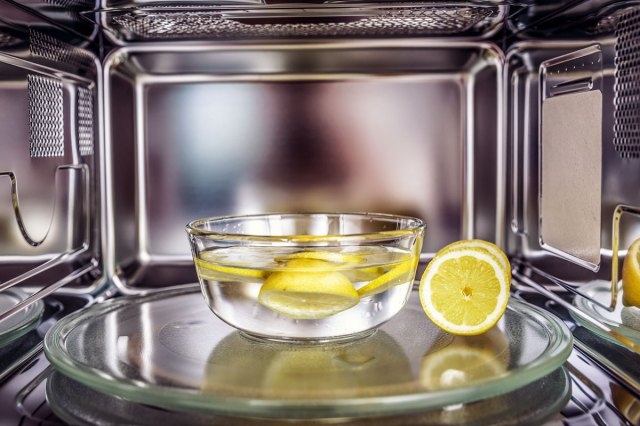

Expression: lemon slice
xmin=420 ymin=345 xmax=507 ymax=390
xmin=622 ymin=237 xmax=640 ymax=308
xmin=357 ymin=257 xmax=414 ymax=297
xmin=194 ymin=258 xmax=266 ymax=282
xmin=419 ymin=248 xmax=510 ymax=335
xmin=274 ymin=250 xmax=365 ymax=265
xmin=258 ymin=259 xmax=359 ymax=319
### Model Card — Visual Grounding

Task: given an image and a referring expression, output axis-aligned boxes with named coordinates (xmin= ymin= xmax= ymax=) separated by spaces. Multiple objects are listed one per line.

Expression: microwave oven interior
xmin=0 ymin=0 xmax=640 ymax=424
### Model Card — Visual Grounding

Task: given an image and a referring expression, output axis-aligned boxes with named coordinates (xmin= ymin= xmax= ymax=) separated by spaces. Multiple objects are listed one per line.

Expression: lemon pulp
xmin=438 ymin=239 xmax=511 ymax=284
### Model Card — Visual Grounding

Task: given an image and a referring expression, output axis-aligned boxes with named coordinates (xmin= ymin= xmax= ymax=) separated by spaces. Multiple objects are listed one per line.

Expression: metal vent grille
xmin=42 ymin=0 xmax=94 ymax=8
xmin=29 ymin=29 xmax=94 ymax=70
xmin=28 ymin=74 xmax=64 ymax=158
xmin=112 ymin=6 xmax=497 ymax=39
xmin=614 ymin=8 xmax=640 ymax=159
xmin=77 ymin=86 xmax=94 ymax=156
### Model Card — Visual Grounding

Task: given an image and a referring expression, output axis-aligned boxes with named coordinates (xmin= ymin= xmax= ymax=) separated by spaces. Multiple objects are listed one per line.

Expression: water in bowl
xmin=194 ymin=246 xmax=417 ymax=341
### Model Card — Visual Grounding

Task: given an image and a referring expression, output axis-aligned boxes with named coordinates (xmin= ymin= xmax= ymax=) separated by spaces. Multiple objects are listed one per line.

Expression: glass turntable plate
xmin=44 ymin=287 xmax=572 ymax=419
xmin=46 ymin=367 xmax=571 ymax=426
xmin=573 ymin=281 xmax=640 ymax=346
xmin=0 ymin=288 xmax=44 ymax=347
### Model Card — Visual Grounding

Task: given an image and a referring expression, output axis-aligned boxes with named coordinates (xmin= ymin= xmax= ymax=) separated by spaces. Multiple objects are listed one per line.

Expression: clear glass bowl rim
xmin=185 ymin=212 xmax=426 ymax=243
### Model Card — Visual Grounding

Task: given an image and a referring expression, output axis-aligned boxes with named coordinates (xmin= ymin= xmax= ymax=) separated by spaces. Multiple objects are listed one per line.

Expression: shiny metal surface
xmin=507 ymin=39 xmax=640 ymax=281
xmin=101 ymin=4 xmax=505 ymax=44
xmin=0 ymin=1 xmax=104 ymax=402
xmin=105 ymin=41 xmax=504 ymax=290
xmin=0 ymin=1 xmax=101 ymax=269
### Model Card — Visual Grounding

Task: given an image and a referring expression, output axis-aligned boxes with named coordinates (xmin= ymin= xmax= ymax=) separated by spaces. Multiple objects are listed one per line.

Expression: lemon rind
xmin=623 ymin=238 xmax=640 ymax=307
xmin=357 ymin=258 xmax=413 ymax=297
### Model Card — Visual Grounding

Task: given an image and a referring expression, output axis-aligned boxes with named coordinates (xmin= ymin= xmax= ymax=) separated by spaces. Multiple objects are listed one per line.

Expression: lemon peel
xmin=622 ymin=237 xmax=640 ymax=308
xmin=357 ymin=257 xmax=413 ymax=297
xmin=194 ymin=258 xmax=266 ymax=281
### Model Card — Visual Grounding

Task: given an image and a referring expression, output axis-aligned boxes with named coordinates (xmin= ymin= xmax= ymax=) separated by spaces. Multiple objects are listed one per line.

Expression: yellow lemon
xmin=258 ymin=259 xmax=359 ymax=319
xmin=622 ymin=237 xmax=640 ymax=308
xmin=419 ymin=247 xmax=510 ymax=336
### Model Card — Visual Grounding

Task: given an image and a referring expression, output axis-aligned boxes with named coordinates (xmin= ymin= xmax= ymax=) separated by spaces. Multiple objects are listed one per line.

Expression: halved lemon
xmin=623 ymin=237 xmax=640 ymax=308
xmin=419 ymin=247 xmax=510 ymax=336
xmin=258 ymin=258 xmax=359 ymax=319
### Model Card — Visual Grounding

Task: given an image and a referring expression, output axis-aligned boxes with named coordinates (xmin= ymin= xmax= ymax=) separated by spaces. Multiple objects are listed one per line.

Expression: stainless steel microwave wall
xmin=104 ymin=41 xmax=503 ymax=289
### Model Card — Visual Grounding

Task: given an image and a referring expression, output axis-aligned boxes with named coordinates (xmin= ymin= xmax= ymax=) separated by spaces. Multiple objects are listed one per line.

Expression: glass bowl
xmin=186 ymin=213 xmax=425 ymax=342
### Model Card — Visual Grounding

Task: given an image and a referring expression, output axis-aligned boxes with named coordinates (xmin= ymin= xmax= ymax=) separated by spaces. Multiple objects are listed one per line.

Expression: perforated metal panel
xmin=77 ymin=86 xmax=94 ymax=157
xmin=111 ymin=6 xmax=498 ymax=40
xmin=28 ymin=74 xmax=64 ymax=158
xmin=614 ymin=8 xmax=640 ymax=159
xmin=29 ymin=29 xmax=94 ymax=70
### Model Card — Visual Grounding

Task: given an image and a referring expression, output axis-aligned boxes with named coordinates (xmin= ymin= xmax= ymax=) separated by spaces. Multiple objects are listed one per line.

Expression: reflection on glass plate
xmin=0 ymin=288 xmax=44 ymax=347
xmin=420 ymin=329 xmax=510 ymax=390
xmin=573 ymin=281 xmax=640 ymax=346
xmin=46 ymin=367 xmax=571 ymax=426
xmin=44 ymin=288 xmax=572 ymax=419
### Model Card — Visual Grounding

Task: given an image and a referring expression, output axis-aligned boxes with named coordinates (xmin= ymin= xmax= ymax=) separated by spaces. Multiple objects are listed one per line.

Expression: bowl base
xmin=239 ymin=328 xmax=378 ymax=346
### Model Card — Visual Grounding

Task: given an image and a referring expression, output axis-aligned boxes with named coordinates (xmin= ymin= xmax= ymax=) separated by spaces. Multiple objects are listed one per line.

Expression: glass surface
xmin=46 ymin=367 xmax=571 ymax=426
xmin=186 ymin=213 xmax=425 ymax=341
xmin=44 ymin=287 xmax=572 ymax=419
xmin=0 ymin=288 xmax=44 ymax=347
xmin=573 ymin=281 xmax=640 ymax=346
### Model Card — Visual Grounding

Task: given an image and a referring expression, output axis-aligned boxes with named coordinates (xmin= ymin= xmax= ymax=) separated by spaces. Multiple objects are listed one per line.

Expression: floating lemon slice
xmin=357 ymin=256 xmax=414 ymax=297
xmin=419 ymin=247 xmax=510 ymax=336
xmin=258 ymin=259 xmax=359 ymax=319
xmin=623 ymin=237 xmax=640 ymax=308
xmin=420 ymin=345 xmax=507 ymax=390
xmin=194 ymin=258 xmax=266 ymax=282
